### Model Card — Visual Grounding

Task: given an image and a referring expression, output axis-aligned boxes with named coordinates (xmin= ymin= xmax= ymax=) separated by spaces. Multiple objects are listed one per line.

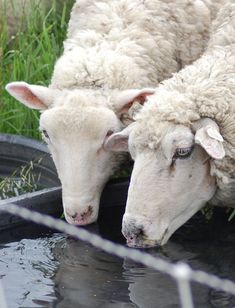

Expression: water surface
xmin=0 ymin=207 xmax=235 ymax=308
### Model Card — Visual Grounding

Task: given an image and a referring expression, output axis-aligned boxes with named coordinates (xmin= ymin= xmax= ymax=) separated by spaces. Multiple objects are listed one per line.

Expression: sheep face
xmin=105 ymin=119 xmax=224 ymax=247
xmin=5 ymin=82 xmax=126 ymax=225
xmin=6 ymin=82 xmax=154 ymax=225
xmin=124 ymin=123 xmax=217 ymax=247
xmin=40 ymin=105 xmax=123 ymax=225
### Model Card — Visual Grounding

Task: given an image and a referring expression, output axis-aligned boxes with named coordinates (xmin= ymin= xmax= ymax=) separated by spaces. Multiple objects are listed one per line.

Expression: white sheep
xmin=105 ymin=2 xmax=235 ymax=248
xmin=6 ymin=0 xmax=224 ymax=226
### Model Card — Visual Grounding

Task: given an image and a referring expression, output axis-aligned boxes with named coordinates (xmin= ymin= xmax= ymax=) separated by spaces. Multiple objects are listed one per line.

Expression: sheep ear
xmin=5 ymin=82 xmax=57 ymax=110
xmin=103 ymin=125 xmax=133 ymax=152
xmin=195 ymin=125 xmax=225 ymax=159
xmin=115 ymin=88 xmax=155 ymax=116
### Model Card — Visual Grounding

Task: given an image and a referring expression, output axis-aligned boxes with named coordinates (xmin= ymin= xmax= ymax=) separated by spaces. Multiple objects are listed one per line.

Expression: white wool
xmin=50 ymin=0 xmax=225 ymax=92
xmin=134 ymin=2 xmax=235 ymax=208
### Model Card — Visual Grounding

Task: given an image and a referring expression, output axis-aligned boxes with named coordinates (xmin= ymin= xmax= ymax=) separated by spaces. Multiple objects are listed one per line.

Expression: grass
xmin=228 ymin=208 xmax=235 ymax=221
xmin=0 ymin=159 xmax=43 ymax=199
xmin=0 ymin=0 xmax=73 ymax=139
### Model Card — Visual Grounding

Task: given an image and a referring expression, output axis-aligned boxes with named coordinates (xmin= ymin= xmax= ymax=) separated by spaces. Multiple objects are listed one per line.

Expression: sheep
xmin=5 ymin=0 xmax=224 ymax=226
xmin=105 ymin=2 xmax=235 ymax=248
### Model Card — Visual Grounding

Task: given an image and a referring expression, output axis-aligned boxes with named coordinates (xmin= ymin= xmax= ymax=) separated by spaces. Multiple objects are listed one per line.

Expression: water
xmin=0 ymin=206 xmax=235 ymax=308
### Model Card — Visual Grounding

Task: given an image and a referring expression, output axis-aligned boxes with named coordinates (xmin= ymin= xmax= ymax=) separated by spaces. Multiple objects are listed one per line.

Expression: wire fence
xmin=1 ymin=202 xmax=235 ymax=308
xmin=0 ymin=281 xmax=7 ymax=308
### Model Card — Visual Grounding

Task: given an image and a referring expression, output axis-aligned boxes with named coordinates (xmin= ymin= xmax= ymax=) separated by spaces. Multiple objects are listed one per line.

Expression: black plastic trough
xmin=0 ymin=134 xmax=129 ymax=230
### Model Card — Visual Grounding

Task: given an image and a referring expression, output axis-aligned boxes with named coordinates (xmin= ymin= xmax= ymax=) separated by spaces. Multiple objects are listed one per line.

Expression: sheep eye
xmin=42 ymin=129 xmax=50 ymax=140
xmin=173 ymin=147 xmax=193 ymax=160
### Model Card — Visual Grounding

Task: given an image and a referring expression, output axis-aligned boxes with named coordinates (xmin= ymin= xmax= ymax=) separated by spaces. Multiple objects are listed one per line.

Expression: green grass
xmin=0 ymin=158 xmax=43 ymax=199
xmin=0 ymin=0 xmax=73 ymax=139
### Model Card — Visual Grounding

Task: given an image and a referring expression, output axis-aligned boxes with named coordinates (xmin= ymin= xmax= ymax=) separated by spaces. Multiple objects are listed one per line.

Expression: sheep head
xmin=6 ymin=82 xmax=154 ymax=225
xmin=105 ymin=118 xmax=225 ymax=247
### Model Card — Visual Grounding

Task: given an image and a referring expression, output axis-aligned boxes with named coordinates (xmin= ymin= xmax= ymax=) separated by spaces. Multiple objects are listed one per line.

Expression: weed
xmin=0 ymin=158 xmax=43 ymax=199
xmin=0 ymin=0 xmax=73 ymax=138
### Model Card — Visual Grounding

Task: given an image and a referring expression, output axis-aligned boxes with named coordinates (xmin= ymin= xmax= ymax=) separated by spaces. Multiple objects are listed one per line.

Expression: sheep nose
xmin=126 ymin=235 xmax=138 ymax=246
xmin=70 ymin=212 xmax=77 ymax=219
xmin=122 ymin=223 xmax=144 ymax=247
xmin=65 ymin=206 xmax=93 ymax=226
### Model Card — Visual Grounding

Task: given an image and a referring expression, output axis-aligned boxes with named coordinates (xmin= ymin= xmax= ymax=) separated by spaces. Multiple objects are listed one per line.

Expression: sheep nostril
xmin=138 ymin=228 xmax=144 ymax=237
xmin=65 ymin=210 xmax=77 ymax=219
xmin=126 ymin=235 xmax=137 ymax=246
xmin=128 ymin=228 xmax=144 ymax=241
xmin=81 ymin=206 xmax=93 ymax=219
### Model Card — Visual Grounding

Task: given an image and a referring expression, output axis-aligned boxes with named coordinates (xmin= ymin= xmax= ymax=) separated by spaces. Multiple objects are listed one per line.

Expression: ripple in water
xmin=0 ymin=208 xmax=235 ymax=308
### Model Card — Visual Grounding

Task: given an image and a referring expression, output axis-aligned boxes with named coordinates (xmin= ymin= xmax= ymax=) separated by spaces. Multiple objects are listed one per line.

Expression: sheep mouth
xmin=126 ymin=237 xmax=160 ymax=249
xmin=126 ymin=227 xmax=170 ymax=248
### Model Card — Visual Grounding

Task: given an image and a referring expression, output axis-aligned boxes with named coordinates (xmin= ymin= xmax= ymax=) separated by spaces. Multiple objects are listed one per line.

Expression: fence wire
xmin=1 ymin=202 xmax=235 ymax=308
xmin=0 ymin=281 xmax=7 ymax=308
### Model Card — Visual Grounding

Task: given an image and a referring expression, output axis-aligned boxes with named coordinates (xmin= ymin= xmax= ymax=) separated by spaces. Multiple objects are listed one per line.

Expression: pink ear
xmin=116 ymin=88 xmax=155 ymax=116
xmin=195 ymin=126 xmax=225 ymax=159
xmin=5 ymin=82 xmax=57 ymax=110
xmin=104 ymin=133 xmax=129 ymax=152
xmin=103 ymin=123 xmax=136 ymax=152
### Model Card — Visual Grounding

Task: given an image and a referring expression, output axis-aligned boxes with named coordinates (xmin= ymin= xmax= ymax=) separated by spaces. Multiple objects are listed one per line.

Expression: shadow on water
xmin=1 ymin=206 xmax=235 ymax=308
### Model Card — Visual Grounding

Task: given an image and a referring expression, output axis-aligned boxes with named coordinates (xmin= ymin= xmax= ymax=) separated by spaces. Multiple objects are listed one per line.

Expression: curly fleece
xmin=135 ymin=2 xmax=235 ymax=208
xmin=49 ymin=0 xmax=224 ymax=93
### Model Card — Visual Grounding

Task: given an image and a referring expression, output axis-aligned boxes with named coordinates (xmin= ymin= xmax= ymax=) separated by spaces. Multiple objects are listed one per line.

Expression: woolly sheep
xmin=6 ymin=0 xmax=224 ymax=226
xmin=105 ymin=2 xmax=235 ymax=248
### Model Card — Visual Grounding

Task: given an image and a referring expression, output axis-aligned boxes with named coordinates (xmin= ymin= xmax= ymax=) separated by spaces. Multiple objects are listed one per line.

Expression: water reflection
xmin=0 ymin=209 xmax=235 ymax=307
xmin=0 ymin=226 xmax=60 ymax=307
xmin=51 ymin=236 xmax=208 ymax=308
xmin=53 ymin=235 xmax=134 ymax=308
